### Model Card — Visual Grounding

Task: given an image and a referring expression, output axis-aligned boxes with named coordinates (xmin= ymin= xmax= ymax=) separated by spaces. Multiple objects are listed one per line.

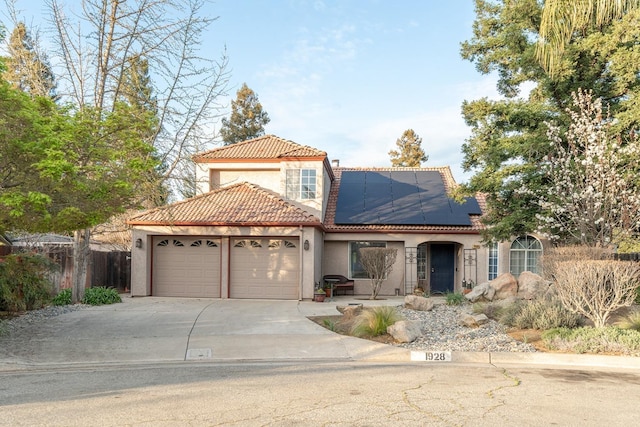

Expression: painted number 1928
xmin=411 ymin=351 xmax=452 ymax=362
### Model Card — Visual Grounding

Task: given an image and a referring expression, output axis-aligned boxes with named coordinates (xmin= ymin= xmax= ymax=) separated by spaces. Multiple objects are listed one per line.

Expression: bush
xmin=499 ymin=296 xmax=582 ymax=330
xmin=351 ymin=306 xmax=403 ymax=337
xmin=542 ymin=326 xmax=640 ymax=355
xmin=617 ymin=311 xmax=640 ymax=332
xmin=0 ymin=253 xmax=57 ymax=312
xmin=445 ymin=291 xmax=464 ymax=306
xmin=82 ymin=287 xmax=121 ymax=305
xmin=52 ymin=288 xmax=72 ymax=306
xmin=472 ymin=302 xmax=505 ymax=320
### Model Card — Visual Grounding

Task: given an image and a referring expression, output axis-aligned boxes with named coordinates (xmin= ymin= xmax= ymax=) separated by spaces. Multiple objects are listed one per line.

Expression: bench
xmin=323 ymin=274 xmax=355 ymax=296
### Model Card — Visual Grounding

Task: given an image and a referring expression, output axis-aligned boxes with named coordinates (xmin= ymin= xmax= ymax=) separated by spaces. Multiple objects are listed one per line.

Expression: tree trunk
xmin=72 ymin=228 xmax=91 ymax=303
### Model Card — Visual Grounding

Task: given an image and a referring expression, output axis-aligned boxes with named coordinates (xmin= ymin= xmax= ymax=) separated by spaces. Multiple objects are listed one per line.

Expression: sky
xmin=3 ymin=0 xmax=502 ymax=184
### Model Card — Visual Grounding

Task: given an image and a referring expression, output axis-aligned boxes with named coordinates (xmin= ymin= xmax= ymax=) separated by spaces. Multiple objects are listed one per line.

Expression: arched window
xmin=510 ymin=236 xmax=542 ymax=276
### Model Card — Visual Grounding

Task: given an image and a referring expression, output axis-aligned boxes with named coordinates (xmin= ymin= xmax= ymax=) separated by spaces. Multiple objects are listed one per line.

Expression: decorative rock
xmin=457 ymin=313 xmax=490 ymax=327
xmin=464 ymin=282 xmax=490 ymax=303
xmin=387 ymin=320 xmax=422 ymax=343
xmin=403 ymin=295 xmax=434 ymax=311
xmin=517 ymin=271 xmax=552 ymax=299
xmin=490 ymin=273 xmax=518 ymax=300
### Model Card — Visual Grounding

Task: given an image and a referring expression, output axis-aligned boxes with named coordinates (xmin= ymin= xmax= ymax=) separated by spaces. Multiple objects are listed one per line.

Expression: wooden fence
xmin=0 ymin=246 xmax=131 ymax=292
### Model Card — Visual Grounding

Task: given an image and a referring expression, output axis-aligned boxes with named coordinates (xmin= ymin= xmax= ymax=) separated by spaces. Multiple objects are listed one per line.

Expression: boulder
xmin=464 ymin=282 xmax=491 ymax=303
xmin=457 ymin=313 xmax=490 ymax=327
xmin=387 ymin=320 xmax=422 ymax=343
xmin=404 ymin=295 xmax=434 ymax=311
xmin=489 ymin=273 xmax=518 ymax=300
xmin=517 ymin=271 xmax=552 ymax=300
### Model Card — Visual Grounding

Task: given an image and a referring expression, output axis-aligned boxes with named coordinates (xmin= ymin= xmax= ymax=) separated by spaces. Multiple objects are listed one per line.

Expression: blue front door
xmin=430 ymin=244 xmax=455 ymax=294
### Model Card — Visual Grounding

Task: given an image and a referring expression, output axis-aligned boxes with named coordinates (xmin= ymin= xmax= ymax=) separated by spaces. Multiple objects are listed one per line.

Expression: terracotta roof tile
xmin=193 ymin=135 xmax=326 ymax=161
xmin=127 ymin=183 xmax=322 ymax=226
xmin=323 ymin=167 xmax=486 ymax=233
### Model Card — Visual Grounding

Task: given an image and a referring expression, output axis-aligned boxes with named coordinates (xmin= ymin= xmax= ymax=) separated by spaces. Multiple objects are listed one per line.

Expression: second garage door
xmin=230 ymin=238 xmax=299 ymax=299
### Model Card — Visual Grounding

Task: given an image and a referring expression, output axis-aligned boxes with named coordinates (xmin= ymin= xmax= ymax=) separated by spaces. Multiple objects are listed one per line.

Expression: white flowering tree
xmin=536 ymin=90 xmax=640 ymax=247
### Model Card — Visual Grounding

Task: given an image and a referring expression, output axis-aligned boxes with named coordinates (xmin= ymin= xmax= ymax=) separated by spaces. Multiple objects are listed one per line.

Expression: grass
xmin=350 ymin=306 xmax=404 ymax=337
xmin=617 ymin=311 xmax=640 ymax=331
xmin=444 ymin=291 xmax=464 ymax=306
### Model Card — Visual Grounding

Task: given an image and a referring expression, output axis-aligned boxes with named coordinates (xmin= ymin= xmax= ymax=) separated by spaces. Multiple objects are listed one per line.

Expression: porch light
xmin=303 ymin=240 xmax=310 ymax=251
xmin=135 ymin=238 xmax=143 ymax=249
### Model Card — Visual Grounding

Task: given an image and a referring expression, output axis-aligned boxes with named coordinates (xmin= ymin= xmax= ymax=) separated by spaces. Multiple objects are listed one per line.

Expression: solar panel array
xmin=333 ymin=171 xmax=482 ymax=226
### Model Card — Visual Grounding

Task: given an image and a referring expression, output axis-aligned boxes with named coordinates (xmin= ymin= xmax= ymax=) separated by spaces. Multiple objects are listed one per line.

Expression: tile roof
xmin=193 ymin=135 xmax=327 ymax=161
xmin=127 ymin=183 xmax=322 ymax=226
xmin=323 ymin=167 xmax=485 ymax=233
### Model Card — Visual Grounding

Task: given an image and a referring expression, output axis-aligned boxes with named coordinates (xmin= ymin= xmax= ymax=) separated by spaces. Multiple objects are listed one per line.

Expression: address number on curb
xmin=411 ymin=351 xmax=452 ymax=362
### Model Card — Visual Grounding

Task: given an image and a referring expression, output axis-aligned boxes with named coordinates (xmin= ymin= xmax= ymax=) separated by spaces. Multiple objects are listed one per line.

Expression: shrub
xmin=553 ymin=260 xmax=640 ymax=327
xmin=617 ymin=311 xmax=640 ymax=332
xmin=0 ymin=253 xmax=57 ymax=312
xmin=472 ymin=302 xmax=504 ymax=320
xmin=52 ymin=288 xmax=72 ymax=306
xmin=499 ymin=296 xmax=582 ymax=330
xmin=445 ymin=291 xmax=464 ymax=306
xmin=350 ymin=306 xmax=403 ymax=337
xmin=82 ymin=287 xmax=121 ymax=305
xmin=542 ymin=326 xmax=640 ymax=355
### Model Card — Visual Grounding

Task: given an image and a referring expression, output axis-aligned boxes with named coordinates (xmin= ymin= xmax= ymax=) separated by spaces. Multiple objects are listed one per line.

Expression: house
xmin=127 ymin=135 xmax=543 ymax=299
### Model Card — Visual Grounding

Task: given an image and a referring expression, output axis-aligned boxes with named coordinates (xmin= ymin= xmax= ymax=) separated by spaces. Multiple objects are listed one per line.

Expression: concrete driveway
xmin=0 ymin=296 xmax=409 ymax=369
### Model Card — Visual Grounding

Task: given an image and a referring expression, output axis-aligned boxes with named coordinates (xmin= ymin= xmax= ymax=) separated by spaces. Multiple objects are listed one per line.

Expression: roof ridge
xmin=193 ymin=135 xmax=272 ymax=158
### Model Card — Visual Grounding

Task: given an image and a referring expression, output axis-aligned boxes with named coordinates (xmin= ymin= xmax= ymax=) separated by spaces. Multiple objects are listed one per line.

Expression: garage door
xmin=153 ymin=237 xmax=221 ymax=297
xmin=230 ymin=238 xmax=299 ymax=299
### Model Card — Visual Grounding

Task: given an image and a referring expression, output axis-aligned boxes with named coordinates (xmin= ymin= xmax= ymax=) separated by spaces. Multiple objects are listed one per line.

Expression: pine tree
xmin=220 ymin=83 xmax=270 ymax=145
xmin=388 ymin=129 xmax=428 ymax=167
xmin=3 ymin=22 xmax=56 ymax=98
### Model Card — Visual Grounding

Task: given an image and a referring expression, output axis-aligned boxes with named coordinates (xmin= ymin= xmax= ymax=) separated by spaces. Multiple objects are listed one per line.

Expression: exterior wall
xmin=130 ymin=224 xmax=320 ymax=299
xmin=195 ymin=161 xmax=282 ymax=194
xmin=322 ymin=232 xmax=488 ymax=295
xmin=194 ymin=159 xmax=327 ymax=219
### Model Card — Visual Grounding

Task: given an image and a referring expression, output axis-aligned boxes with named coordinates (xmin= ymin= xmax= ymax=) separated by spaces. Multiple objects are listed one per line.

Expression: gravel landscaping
xmin=0 ymin=304 xmax=89 ymax=336
xmin=396 ymin=304 xmax=537 ymax=353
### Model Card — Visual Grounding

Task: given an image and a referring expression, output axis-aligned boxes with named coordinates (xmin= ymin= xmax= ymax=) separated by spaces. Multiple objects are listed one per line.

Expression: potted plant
xmin=314 ymin=286 xmax=326 ymax=302
xmin=462 ymin=279 xmax=474 ymax=294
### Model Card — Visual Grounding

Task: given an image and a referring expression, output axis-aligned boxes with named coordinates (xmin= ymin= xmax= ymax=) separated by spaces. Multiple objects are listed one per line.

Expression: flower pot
xmin=315 ymin=293 xmax=326 ymax=302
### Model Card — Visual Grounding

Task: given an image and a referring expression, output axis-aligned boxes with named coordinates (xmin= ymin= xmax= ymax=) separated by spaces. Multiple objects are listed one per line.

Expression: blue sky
xmin=4 ymin=1 xmax=502 ymax=183
xmin=207 ymin=1 xmax=499 ymax=182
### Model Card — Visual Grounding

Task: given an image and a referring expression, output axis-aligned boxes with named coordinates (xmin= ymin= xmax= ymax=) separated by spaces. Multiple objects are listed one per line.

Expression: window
xmin=286 ymin=169 xmax=316 ymax=200
xmin=488 ymin=242 xmax=499 ymax=280
xmin=509 ymin=236 xmax=542 ymax=276
xmin=234 ymin=240 xmax=262 ymax=248
xmin=349 ymin=241 xmax=386 ymax=279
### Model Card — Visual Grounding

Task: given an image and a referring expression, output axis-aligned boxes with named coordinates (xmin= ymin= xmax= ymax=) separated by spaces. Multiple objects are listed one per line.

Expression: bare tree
xmin=553 ymin=259 xmax=640 ymax=328
xmin=359 ymin=247 xmax=398 ymax=300
xmin=39 ymin=0 xmax=229 ymax=301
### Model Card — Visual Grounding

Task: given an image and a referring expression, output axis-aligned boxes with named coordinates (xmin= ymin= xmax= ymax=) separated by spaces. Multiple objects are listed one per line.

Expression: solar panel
xmin=334 ymin=170 xmax=481 ymax=226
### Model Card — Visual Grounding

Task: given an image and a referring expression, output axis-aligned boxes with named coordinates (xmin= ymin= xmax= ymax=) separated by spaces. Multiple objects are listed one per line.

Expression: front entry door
xmin=430 ymin=244 xmax=455 ymax=294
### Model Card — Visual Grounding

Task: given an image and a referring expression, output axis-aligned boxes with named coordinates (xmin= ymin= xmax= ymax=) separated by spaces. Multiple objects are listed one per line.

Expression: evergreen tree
xmin=456 ymin=0 xmax=640 ymax=242
xmin=220 ymin=83 xmax=270 ymax=145
xmin=388 ymin=129 xmax=428 ymax=167
xmin=3 ymin=22 xmax=56 ymax=98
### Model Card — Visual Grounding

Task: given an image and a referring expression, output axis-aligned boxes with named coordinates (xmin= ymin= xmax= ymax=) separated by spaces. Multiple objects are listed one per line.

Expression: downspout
xmin=299 ymin=225 xmax=304 ymax=301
